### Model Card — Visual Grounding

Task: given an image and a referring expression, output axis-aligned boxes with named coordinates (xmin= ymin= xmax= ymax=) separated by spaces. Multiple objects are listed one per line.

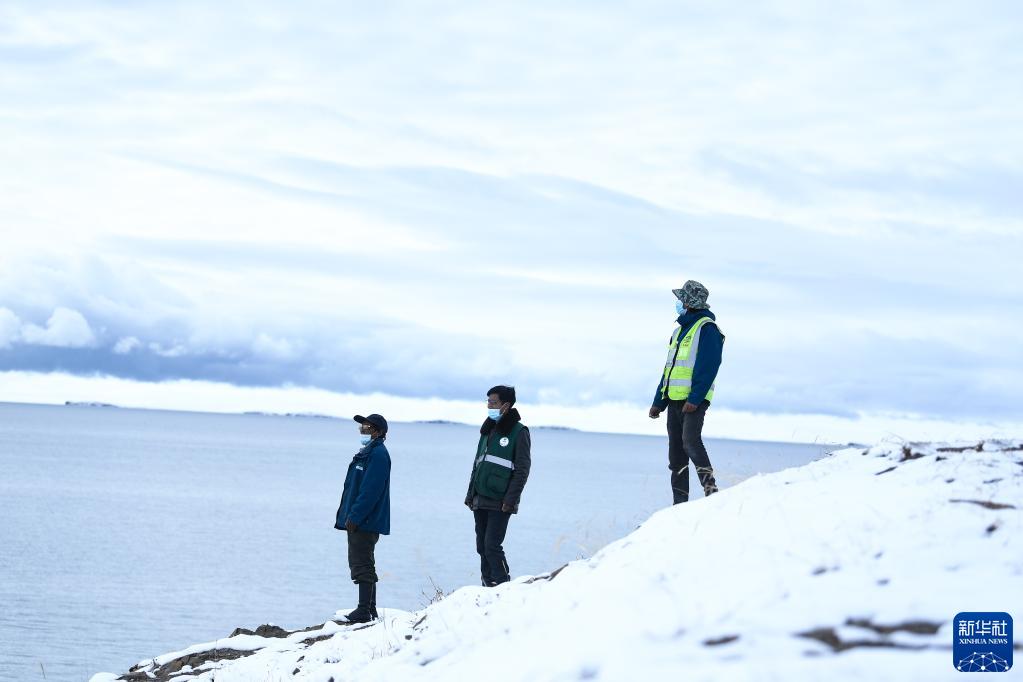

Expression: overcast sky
xmin=1 ymin=1 xmax=1021 ymax=442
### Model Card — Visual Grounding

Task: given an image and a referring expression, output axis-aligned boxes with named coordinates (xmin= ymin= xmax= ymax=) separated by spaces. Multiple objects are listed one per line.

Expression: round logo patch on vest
xmin=499 ymin=437 xmax=510 ymax=447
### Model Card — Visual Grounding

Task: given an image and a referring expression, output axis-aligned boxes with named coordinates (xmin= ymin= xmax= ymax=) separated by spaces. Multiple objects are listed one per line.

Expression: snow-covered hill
xmin=93 ymin=440 xmax=1022 ymax=682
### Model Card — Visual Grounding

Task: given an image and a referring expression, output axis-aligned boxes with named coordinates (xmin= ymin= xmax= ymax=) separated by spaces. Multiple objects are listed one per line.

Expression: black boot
xmin=369 ymin=583 xmax=378 ymax=620
xmin=345 ymin=582 xmax=376 ymax=623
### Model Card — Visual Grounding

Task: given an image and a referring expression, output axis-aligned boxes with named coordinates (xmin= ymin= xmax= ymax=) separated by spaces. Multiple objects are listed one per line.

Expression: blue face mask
xmin=675 ymin=300 xmax=687 ymax=316
xmin=488 ymin=408 xmax=502 ymax=421
xmin=359 ymin=434 xmax=372 ymax=446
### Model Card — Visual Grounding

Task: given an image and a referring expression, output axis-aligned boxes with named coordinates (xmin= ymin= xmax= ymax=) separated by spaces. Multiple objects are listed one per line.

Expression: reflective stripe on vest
xmin=479 ymin=453 xmax=515 ymax=470
xmin=662 ymin=317 xmax=721 ymax=402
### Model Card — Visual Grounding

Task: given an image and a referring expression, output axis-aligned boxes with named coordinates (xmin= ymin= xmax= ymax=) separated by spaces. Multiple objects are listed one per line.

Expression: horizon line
xmin=0 ymin=399 xmax=847 ymax=447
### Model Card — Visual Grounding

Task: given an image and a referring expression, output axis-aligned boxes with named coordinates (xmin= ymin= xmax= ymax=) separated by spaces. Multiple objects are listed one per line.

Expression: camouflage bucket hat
xmin=672 ymin=279 xmax=710 ymax=309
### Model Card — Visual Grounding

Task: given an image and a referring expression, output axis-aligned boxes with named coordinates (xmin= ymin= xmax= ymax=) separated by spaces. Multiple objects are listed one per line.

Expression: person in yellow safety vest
xmin=648 ymin=280 xmax=725 ymax=504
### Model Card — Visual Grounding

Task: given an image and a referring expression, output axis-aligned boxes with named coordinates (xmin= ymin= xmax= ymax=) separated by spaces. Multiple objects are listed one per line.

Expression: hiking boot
xmin=345 ymin=582 xmax=376 ymax=623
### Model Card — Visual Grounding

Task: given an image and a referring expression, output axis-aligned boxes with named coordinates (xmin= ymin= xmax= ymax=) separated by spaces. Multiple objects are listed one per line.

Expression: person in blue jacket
xmin=334 ymin=413 xmax=391 ymax=623
xmin=648 ymin=280 xmax=725 ymax=504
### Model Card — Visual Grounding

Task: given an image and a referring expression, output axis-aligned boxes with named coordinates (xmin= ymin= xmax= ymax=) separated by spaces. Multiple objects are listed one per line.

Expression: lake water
xmin=0 ymin=402 xmax=831 ymax=681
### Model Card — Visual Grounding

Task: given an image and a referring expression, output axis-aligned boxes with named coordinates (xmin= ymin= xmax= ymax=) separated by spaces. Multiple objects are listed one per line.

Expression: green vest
xmin=471 ymin=422 xmax=524 ymax=499
xmin=661 ymin=317 xmax=722 ymax=402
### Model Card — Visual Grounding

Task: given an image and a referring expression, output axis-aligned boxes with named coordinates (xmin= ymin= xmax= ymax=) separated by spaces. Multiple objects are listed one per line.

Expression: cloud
xmin=699 ymin=149 xmax=1023 ymax=233
xmin=17 ymin=307 xmax=97 ymax=348
xmin=113 ymin=336 xmax=140 ymax=354
xmin=2 ymin=213 xmax=1020 ymax=424
xmin=0 ymin=1 xmax=1021 ymax=432
xmin=251 ymin=333 xmax=300 ymax=361
xmin=0 ymin=307 xmax=20 ymax=348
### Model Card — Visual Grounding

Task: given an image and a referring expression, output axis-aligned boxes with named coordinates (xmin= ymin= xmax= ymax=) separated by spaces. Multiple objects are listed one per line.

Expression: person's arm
xmin=347 ymin=450 xmax=389 ymax=528
xmin=650 ymin=330 xmax=674 ymax=414
xmin=652 ymin=374 xmax=670 ymax=411
xmin=465 ymin=434 xmax=483 ymax=507
xmin=687 ymin=324 xmax=723 ymax=405
xmin=464 ymin=465 xmax=475 ymax=507
xmin=502 ymin=428 xmax=531 ymax=511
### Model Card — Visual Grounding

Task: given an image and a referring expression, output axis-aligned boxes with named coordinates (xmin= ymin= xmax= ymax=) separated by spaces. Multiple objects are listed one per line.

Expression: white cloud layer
xmin=112 ymin=336 xmax=140 ymax=354
xmin=4 ymin=371 xmax=1022 ymax=445
xmin=0 ymin=308 xmax=20 ymax=348
xmin=18 ymin=306 xmax=96 ymax=348
xmin=0 ymin=305 xmax=97 ymax=348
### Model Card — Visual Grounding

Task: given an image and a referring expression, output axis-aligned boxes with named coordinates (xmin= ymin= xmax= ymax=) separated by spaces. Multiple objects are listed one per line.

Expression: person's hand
xmin=464 ymin=498 xmax=472 ymax=509
xmin=502 ymin=502 xmax=513 ymax=513
xmin=648 ymin=406 xmax=662 ymax=419
xmin=345 ymin=519 xmax=358 ymax=532
xmin=682 ymin=401 xmax=698 ymax=413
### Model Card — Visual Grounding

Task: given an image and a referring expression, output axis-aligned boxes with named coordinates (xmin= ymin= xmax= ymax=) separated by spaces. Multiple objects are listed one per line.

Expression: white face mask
xmin=488 ymin=408 xmax=502 ymax=421
xmin=359 ymin=434 xmax=372 ymax=446
xmin=675 ymin=300 xmax=686 ymax=316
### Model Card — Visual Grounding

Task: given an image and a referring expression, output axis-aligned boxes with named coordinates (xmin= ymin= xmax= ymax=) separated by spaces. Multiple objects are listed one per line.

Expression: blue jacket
xmin=652 ymin=309 xmax=724 ymax=409
xmin=335 ymin=438 xmax=391 ymax=535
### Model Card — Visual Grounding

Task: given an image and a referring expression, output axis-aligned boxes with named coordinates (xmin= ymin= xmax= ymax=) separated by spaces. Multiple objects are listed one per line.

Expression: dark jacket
xmin=335 ymin=438 xmax=391 ymax=535
xmin=465 ymin=408 xmax=531 ymax=513
xmin=652 ymin=308 xmax=724 ymax=409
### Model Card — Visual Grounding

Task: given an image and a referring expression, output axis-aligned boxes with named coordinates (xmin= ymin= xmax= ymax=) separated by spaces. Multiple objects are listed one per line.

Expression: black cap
xmin=354 ymin=414 xmax=388 ymax=434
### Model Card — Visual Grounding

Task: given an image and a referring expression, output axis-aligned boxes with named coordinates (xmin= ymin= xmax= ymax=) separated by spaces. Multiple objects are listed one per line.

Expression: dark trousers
xmin=473 ymin=509 xmax=512 ymax=586
xmin=347 ymin=529 xmax=380 ymax=584
xmin=666 ymin=399 xmax=717 ymax=504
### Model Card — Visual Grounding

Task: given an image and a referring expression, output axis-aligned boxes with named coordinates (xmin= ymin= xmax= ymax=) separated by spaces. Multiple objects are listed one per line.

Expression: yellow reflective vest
xmin=661 ymin=317 xmax=722 ymax=402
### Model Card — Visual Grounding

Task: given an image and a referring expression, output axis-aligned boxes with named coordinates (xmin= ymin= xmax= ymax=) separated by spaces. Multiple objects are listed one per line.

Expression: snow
xmin=91 ymin=440 xmax=1022 ymax=681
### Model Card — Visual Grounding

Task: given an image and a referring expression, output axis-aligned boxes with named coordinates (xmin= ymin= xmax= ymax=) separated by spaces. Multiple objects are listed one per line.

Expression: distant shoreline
xmin=0 ymin=400 xmax=843 ymax=446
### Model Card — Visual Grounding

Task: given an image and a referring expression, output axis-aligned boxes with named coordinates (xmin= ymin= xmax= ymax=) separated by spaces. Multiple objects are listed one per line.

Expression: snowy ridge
xmin=93 ymin=440 xmax=1022 ymax=682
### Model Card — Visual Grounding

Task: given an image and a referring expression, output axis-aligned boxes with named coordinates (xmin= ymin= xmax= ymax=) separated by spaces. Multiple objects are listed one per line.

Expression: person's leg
xmin=345 ymin=530 xmax=379 ymax=621
xmin=346 ymin=530 xmax=359 ymax=583
xmin=666 ymin=401 xmax=690 ymax=504
xmin=483 ymin=510 xmax=512 ymax=585
xmin=345 ymin=531 xmax=358 ymax=617
xmin=682 ymin=400 xmax=717 ymax=496
xmin=364 ymin=532 xmax=379 ymax=616
xmin=473 ymin=509 xmax=493 ymax=586
xmin=348 ymin=530 xmax=379 ymax=584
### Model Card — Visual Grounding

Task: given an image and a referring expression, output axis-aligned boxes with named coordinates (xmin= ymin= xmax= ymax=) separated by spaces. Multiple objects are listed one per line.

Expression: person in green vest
xmin=464 ymin=384 xmax=532 ymax=586
xmin=648 ymin=280 xmax=725 ymax=504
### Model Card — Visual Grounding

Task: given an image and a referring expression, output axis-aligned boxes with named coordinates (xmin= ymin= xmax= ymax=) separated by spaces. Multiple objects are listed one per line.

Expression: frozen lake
xmin=0 ymin=402 xmax=831 ymax=681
